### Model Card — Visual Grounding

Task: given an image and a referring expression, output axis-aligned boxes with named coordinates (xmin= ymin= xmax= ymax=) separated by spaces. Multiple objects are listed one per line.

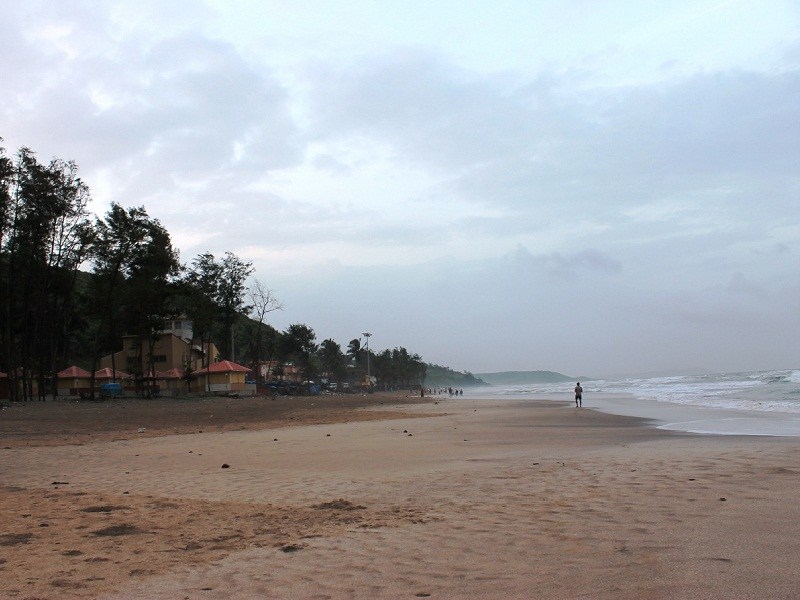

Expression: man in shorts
xmin=574 ymin=382 xmax=583 ymax=407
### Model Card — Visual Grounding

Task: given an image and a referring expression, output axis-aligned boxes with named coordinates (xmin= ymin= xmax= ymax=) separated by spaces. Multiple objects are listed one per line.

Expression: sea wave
xmin=487 ymin=369 xmax=800 ymax=414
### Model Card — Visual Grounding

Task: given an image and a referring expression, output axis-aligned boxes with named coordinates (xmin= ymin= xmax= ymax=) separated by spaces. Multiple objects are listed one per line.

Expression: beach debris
xmin=51 ymin=481 xmax=69 ymax=485
xmin=719 ymin=497 xmax=727 ymax=501
xmin=273 ymin=438 xmax=278 ymax=441
xmin=221 ymin=463 xmax=230 ymax=468
xmin=0 ymin=533 xmax=34 ymax=546
xmin=81 ymin=505 xmax=128 ymax=513
xmin=92 ymin=523 xmax=141 ymax=537
xmin=137 ymin=427 xmax=146 ymax=433
xmin=279 ymin=543 xmax=305 ymax=553
xmin=313 ymin=499 xmax=366 ymax=511
xmin=403 ymin=430 xmax=408 ymax=433
xmin=415 ymin=594 xmax=432 ymax=598
xmin=326 ymin=433 xmax=331 ymax=437
xmin=38 ymin=522 xmax=49 ymax=527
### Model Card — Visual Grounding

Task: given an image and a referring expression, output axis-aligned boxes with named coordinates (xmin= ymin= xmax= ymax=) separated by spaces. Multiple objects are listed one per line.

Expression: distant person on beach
xmin=574 ymin=382 xmax=583 ymax=407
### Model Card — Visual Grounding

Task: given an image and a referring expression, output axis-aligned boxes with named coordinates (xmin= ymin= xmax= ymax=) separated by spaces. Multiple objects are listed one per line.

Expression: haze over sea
xmin=469 ymin=369 xmax=800 ymax=437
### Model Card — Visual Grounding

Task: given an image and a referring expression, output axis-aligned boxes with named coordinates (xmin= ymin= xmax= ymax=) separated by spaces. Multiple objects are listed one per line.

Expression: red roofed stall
xmin=192 ymin=360 xmax=254 ymax=395
xmin=56 ymin=366 xmax=92 ymax=398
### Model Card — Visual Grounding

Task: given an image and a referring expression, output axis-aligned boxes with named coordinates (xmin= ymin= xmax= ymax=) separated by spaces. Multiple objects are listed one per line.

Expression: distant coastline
xmin=475 ymin=370 xmax=576 ymax=385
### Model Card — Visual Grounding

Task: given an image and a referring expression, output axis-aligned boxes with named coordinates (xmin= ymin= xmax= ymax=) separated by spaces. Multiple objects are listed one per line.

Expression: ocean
xmin=468 ymin=369 xmax=800 ymax=437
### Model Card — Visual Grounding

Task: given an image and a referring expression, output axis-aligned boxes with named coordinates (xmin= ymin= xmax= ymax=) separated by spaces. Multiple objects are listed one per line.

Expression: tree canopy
xmin=0 ymin=141 xmax=445 ymax=397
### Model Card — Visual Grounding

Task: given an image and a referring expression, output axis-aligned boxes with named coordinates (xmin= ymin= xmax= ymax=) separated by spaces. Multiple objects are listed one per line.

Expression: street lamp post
xmin=362 ymin=332 xmax=371 ymax=389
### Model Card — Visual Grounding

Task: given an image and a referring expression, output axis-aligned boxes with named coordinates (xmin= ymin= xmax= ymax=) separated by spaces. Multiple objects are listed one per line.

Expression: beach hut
xmin=160 ymin=367 xmax=185 ymax=395
xmin=94 ymin=367 xmax=131 ymax=381
xmin=193 ymin=360 xmax=253 ymax=395
xmin=57 ymin=365 xmax=92 ymax=397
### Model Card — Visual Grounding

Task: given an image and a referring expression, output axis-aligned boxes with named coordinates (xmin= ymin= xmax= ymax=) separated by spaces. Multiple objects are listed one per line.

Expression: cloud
xmin=510 ymin=245 xmax=622 ymax=278
xmin=2 ymin=2 xmax=798 ymax=374
xmin=727 ymin=272 xmax=768 ymax=299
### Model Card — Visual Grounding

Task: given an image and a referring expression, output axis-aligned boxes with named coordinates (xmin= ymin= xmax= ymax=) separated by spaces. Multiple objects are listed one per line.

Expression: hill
xmin=475 ymin=371 xmax=575 ymax=385
xmin=425 ymin=365 xmax=490 ymax=388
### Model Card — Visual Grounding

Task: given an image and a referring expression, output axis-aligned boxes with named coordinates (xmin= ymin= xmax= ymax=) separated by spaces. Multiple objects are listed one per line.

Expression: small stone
xmin=221 ymin=463 xmax=230 ymax=469
xmin=719 ymin=497 xmax=726 ymax=501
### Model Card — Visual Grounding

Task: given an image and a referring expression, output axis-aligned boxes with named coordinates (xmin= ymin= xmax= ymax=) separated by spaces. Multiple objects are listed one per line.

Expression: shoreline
xmin=467 ymin=390 xmax=800 ymax=437
xmin=2 ymin=393 xmax=799 ymax=598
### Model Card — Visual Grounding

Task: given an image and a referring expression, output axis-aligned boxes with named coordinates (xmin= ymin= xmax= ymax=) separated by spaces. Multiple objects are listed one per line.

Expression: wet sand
xmin=1 ymin=394 xmax=799 ymax=598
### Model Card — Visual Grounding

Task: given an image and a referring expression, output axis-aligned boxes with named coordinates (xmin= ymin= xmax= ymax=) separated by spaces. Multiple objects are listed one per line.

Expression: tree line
xmin=0 ymin=142 xmax=427 ymax=400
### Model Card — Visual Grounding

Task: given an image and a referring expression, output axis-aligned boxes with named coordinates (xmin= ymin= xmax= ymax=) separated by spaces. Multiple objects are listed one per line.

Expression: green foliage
xmin=0 ymin=140 xmax=474 ymax=396
xmin=318 ymin=338 xmax=346 ymax=379
xmin=0 ymin=144 xmax=93 ymax=399
xmin=182 ymin=251 xmax=253 ymax=362
xmin=282 ymin=323 xmax=318 ymax=379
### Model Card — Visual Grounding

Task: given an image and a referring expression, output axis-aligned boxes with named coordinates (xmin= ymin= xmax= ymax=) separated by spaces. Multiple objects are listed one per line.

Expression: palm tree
xmin=318 ymin=338 xmax=345 ymax=386
xmin=346 ymin=338 xmax=361 ymax=366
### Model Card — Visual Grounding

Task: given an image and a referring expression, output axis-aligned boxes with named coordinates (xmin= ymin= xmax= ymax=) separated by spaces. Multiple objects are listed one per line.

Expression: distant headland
xmin=474 ymin=371 xmax=578 ymax=385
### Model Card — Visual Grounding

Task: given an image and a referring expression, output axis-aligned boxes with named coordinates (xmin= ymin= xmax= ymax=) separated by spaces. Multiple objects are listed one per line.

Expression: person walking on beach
xmin=574 ymin=382 xmax=583 ymax=407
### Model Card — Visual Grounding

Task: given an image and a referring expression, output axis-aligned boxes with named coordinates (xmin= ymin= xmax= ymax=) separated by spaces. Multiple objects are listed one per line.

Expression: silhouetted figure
xmin=574 ymin=382 xmax=583 ymax=407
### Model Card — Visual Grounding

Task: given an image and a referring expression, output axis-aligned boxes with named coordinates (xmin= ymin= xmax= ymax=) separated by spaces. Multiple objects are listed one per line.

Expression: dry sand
xmin=1 ymin=393 xmax=799 ymax=599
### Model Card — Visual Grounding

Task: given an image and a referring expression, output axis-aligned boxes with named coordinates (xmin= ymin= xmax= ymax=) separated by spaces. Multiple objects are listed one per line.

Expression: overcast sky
xmin=2 ymin=0 xmax=798 ymax=377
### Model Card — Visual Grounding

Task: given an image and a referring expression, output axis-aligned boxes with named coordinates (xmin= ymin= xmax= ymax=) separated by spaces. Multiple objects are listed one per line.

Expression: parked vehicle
xmin=99 ymin=383 xmax=123 ymax=397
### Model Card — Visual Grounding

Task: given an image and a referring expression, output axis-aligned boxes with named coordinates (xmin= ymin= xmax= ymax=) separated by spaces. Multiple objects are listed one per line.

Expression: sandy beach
xmin=2 ymin=392 xmax=799 ymax=599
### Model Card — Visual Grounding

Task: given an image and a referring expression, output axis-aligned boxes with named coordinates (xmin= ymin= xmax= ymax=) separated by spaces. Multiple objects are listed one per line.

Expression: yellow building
xmin=192 ymin=360 xmax=252 ymax=394
xmin=101 ymin=333 xmax=215 ymax=374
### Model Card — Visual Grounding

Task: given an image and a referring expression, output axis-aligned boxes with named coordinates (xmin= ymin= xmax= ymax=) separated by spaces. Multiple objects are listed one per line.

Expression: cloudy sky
xmin=2 ymin=0 xmax=798 ymax=377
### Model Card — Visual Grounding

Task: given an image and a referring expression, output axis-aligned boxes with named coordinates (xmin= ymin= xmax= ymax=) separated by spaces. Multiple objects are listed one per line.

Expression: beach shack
xmin=161 ymin=367 xmax=185 ymax=395
xmin=56 ymin=365 xmax=93 ymax=397
xmin=193 ymin=360 xmax=253 ymax=395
